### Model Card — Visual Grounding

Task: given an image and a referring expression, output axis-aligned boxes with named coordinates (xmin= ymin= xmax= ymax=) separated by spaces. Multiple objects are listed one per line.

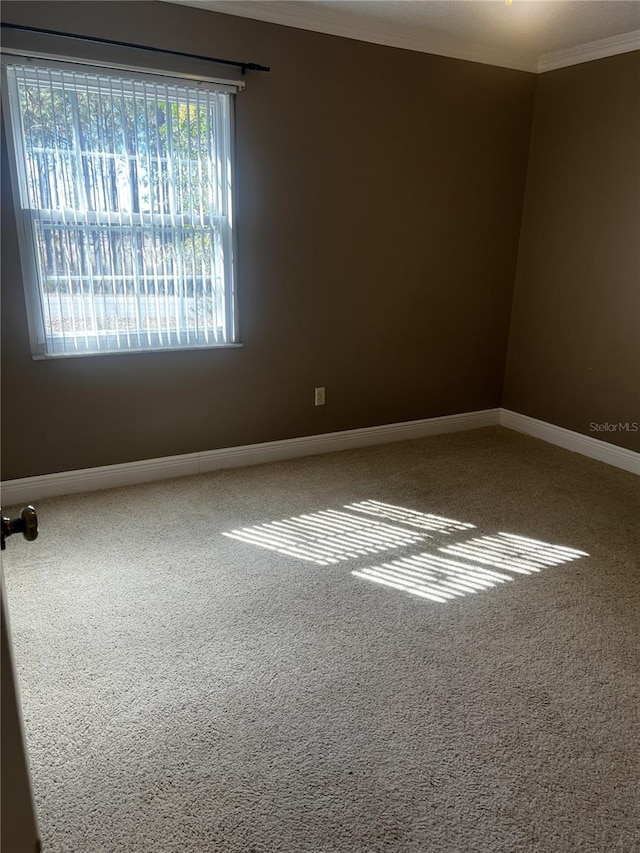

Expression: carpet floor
xmin=3 ymin=426 xmax=639 ymax=853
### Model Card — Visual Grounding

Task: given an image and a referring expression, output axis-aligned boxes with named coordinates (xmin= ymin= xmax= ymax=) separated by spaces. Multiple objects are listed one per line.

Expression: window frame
xmin=1 ymin=53 xmax=242 ymax=359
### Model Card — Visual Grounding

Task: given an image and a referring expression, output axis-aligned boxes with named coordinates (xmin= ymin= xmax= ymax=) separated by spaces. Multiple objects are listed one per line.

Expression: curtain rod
xmin=0 ymin=22 xmax=270 ymax=75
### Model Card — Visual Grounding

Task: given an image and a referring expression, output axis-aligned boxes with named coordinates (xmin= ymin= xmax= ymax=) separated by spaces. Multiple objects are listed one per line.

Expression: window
xmin=2 ymin=59 xmax=237 ymax=356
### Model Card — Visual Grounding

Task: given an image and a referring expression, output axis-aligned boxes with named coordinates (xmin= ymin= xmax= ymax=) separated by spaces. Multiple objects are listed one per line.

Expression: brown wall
xmin=503 ymin=51 xmax=640 ymax=452
xmin=0 ymin=1 xmax=536 ymax=479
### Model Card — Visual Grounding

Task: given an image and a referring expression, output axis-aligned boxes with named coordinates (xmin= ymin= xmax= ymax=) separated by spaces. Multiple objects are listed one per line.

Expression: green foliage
xmin=17 ymin=69 xmax=226 ymax=296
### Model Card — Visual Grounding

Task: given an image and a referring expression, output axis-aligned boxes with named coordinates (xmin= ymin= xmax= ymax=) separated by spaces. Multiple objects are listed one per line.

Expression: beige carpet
xmin=3 ymin=426 xmax=639 ymax=853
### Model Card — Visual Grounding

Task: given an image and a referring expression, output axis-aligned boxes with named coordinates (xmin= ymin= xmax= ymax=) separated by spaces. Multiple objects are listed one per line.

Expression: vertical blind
xmin=5 ymin=61 xmax=236 ymax=355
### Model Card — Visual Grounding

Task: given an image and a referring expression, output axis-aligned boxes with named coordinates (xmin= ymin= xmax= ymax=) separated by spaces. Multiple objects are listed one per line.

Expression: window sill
xmin=32 ymin=343 xmax=244 ymax=360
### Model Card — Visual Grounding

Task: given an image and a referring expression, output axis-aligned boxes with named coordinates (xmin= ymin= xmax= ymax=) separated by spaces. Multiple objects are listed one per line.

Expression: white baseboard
xmin=1 ymin=408 xmax=500 ymax=504
xmin=499 ymin=409 xmax=640 ymax=475
xmin=3 ymin=407 xmax=636 ymax=504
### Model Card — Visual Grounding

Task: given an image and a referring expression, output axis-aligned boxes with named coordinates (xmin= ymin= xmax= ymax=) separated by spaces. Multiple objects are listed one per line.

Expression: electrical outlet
xmin=314 ymin=386 xmax=325 ymax=406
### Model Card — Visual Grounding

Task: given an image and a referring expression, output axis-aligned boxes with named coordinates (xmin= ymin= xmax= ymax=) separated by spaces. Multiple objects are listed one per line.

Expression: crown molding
xmin=163 ymin=0 xmax=538 ymax=72
xmin=163 ymin=1 xmax=640 ymax=74
xmin=538 ymin=29 xmax=640 ymax=73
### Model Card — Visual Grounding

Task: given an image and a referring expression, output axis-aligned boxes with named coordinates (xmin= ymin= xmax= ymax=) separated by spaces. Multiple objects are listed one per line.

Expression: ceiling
xmin=164 ymin=0 xmax=640 ymax=72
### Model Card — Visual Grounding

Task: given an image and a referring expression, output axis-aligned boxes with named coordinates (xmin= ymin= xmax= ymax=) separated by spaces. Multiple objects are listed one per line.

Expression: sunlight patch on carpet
xmin=222 ymin=509 xmax=425 ymax=565
xmin=439 ymin=533 xmax=589 ymax=575
xmin=345 ymin=500 xmax=475 ymax=534
xmin=354 ymin=533 xmax=589 ymax=602
xmin=223 ymin=503 xmax=588 ymax=603
xmin=353 ymin=553 xmax=511 ymax=602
